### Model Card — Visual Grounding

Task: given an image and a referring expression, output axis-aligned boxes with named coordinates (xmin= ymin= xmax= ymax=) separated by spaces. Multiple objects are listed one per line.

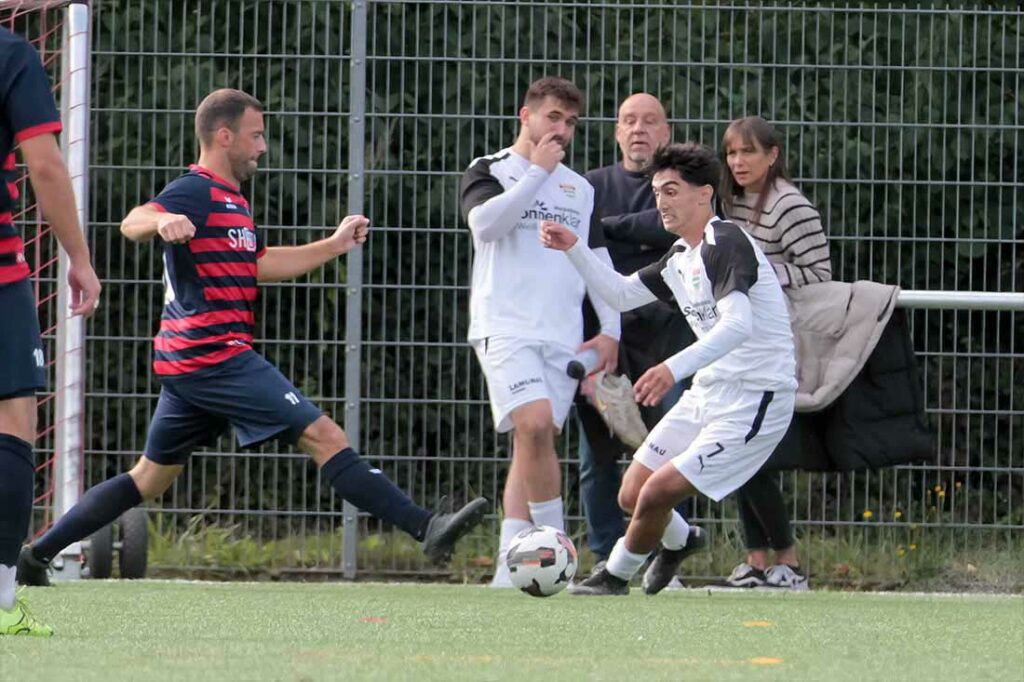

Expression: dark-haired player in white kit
xmin=540 ymin=142 xmax=796 ymax=595
xmin=460 ymin=77 xmax=621 ymax=587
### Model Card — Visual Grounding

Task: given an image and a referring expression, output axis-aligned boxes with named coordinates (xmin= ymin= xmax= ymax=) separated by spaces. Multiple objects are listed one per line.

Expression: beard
xmin=231 ymin=156 xmax=258 ymax=183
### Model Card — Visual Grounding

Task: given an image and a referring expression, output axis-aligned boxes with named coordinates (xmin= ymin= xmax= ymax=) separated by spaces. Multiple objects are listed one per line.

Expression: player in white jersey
xmin=459 ymin=77 xmax=621 ymax=587
xmin=540 ymin=142 xmax=797 ymax=595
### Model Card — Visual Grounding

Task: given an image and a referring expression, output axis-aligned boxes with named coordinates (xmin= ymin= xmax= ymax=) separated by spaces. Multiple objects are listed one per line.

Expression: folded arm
xmin=601 ymin=208 xmax=676 ymax=249
xmin=464 ymin=164 xmax=550 ymax=243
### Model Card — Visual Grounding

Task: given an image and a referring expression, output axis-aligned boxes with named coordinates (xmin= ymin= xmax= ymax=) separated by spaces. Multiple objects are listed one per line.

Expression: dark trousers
xmin=735 ymin=469 xmax=794 ymax=551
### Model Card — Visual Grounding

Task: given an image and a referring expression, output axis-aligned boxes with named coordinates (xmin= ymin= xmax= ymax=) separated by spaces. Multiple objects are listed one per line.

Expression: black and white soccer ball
xmin=505 ymin=525 xmax=578 ymax=597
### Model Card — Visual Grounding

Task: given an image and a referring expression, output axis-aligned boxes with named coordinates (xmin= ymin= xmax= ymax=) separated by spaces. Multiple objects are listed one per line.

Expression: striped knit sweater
xmin=727 ymin=179 xmax=832 ymax=288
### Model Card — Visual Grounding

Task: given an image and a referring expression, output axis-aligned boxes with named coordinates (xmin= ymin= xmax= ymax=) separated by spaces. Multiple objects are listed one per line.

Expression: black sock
xmin=31 ymin=473 xmax=143 ymax=564
xmin=0 ymin=434 xmax=33 ymax=567
xmin=321 ymin=448 xmax=432 ymax=541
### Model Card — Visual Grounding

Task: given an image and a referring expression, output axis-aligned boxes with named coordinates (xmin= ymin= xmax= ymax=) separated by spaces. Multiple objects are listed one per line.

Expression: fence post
xmin=342 ymin=0 xmax=369 ymax=579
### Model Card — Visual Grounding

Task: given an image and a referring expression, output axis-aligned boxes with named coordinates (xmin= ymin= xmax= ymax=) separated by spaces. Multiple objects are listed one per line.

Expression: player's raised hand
xmin=539 ymin=221 xmax=578 ymax=251
xmin=634 ymin=363 xmax=675 ymax=407
xmin=331 ymin=214 xmax=370 ymax=254
xmin=157 ymin=213 xmax=197 ymax=244
xmin=529 ymin=131 xmax=565 ymax=172
xmin=67 ymin=258 xmax=102 ymax=318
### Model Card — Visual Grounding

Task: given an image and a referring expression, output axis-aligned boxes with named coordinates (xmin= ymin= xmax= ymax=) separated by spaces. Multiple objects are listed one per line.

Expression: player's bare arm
xmin=19 ymin=133 xmax=101 ymax=317
xmin=256 ymin=214 xmax=369 ymax=283
xmin=120 ymin=205 xmax=196 ymax=244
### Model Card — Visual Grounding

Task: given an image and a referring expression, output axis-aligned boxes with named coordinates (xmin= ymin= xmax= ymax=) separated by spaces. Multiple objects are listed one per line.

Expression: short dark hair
xmin=647 ymin=142 xmax=721 ymax=189
xmin=195 ymin=89 xmax=264 ymax=144
xmin=523 ymin=76 xmax=582 ymax=112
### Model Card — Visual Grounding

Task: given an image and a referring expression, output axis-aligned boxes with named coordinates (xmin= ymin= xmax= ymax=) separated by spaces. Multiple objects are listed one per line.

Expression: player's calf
xmin=318 ymin=447 xmax=489 ymax=563
xmin=22 ymin=472 xmax=144 ymax=575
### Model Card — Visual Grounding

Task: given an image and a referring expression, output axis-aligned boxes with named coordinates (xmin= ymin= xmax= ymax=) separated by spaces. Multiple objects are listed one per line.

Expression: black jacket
xmin=765 ymin=309 xmax=934 ymax=472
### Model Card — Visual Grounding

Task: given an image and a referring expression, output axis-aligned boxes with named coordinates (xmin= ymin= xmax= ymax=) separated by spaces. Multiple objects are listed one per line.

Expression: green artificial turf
xmin=2 ymin=581 xmax=1021 ymax=681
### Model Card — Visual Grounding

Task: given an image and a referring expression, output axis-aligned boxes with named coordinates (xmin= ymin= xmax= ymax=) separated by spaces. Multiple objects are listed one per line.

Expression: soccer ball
xmin=506 ymin=525 xmax=578 ymax=597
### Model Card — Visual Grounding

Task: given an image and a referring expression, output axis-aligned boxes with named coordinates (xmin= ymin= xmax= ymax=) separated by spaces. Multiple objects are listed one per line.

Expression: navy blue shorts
xmin=143 ymin=350 xmax=323 ymax=465
xmin=0 ymin=278 xmax=46 ymax=400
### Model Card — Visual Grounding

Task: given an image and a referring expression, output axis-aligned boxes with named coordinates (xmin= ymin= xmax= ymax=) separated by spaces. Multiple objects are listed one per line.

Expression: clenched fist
xmin=331 ymin=214 xmax=370 ymax=254
xmin=157 ymin=213 xmax=197 ymax=244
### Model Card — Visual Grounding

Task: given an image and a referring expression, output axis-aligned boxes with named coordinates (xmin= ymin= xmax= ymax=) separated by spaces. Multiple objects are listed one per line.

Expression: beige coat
xmin=786 ymin=280 xmax=899 ymax=412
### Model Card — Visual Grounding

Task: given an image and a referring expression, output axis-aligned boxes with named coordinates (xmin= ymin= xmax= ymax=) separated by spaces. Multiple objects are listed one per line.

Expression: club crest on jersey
xmin=559 ymin=183 xmax=577 ymax=199
xmin=227 ymin=228 xmax=257 ymax=252
xmin=690 ymin=266 xmax=702 ymax=289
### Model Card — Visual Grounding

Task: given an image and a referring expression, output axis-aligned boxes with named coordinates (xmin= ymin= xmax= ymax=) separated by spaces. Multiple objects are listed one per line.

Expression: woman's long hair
xmin=720 ymin=116 xmax=790 ymax=226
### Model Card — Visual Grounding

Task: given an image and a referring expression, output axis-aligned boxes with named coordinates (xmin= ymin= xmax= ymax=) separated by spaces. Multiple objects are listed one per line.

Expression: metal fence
xmin=14 ymin=0 xmax=1024 ymax=580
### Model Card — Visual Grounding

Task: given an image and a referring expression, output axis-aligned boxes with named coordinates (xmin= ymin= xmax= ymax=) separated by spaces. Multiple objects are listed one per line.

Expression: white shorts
xmin=633 ymin=382 xmax=795 ymax=502
xmin=471 ymin=335 xmax=578 ymax=434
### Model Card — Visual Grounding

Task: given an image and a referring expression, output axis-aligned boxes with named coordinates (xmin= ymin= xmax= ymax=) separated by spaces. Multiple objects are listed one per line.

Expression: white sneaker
xmin=593 ymin=372 xmax=649 ymax=449
xmin=765 ymin=564 xmax=809 ymax=591
xmin=724 ymin=562 xmax=767 ymax=588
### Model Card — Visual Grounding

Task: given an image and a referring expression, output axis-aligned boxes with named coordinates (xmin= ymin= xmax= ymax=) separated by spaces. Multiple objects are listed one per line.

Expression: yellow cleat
xmin=0 ymin=597 xmax=54 ymax=637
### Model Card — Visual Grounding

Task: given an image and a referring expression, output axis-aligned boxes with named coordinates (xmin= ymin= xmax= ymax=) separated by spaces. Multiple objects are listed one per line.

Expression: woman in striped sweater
xmin=718 ymin=116 xmax=832 ymax=590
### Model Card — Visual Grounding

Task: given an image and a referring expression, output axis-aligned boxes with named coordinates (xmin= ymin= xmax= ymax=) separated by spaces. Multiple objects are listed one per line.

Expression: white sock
xmin=605 ymin=537 xmax=651 ymax=581
xmin=0 ymin=565 xmax=16 ymax=611
xmin=527 ymin=497 xmax=565 ymax=532
xmin=494 ymin=517 xmax=533 ymax=581
xmin=661 ymin=511 xmax=691 ymax=550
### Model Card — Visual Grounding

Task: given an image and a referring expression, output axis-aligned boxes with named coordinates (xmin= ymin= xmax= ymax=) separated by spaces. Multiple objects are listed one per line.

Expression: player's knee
xmin=0 ymin=396 xmax=38 ymax=445
xmin=617 ymin=486 xmax=638 ymax=514
xmin=129 ymin=458 xmax=180 ymax=501
xmin=633 ymin=477 xmax=676 ymax=519
xmin=512 ymin=410 xmax=554 ymax=446
xmin=618 ymin=465 xmax=649 ymax=513
xmin=299 ymin=416 xmax=348 ymax=456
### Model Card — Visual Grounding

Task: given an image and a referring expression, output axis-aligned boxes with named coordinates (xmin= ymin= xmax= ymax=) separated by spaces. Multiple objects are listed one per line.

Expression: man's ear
xmin=519 ymin=106 xmax=532 ymax=127
xmin=214 ymin=126 xmax=233 ymax=148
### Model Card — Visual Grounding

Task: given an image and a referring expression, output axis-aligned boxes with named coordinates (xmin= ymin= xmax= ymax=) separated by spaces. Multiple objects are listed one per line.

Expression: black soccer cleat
xmin=421 ymin=497 xmax=489 ymax=565
xmin=567 ymin=567 xmax=629 ymax=596
xmin=642 ymin=526 xmax=707 ymax=595
xmin=16 ymin=546 xmax=52 ymax=587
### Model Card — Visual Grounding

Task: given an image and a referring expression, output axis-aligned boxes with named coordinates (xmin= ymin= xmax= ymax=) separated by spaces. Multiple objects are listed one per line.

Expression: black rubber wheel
xmin=118 ymin=507 xmax=148 ymax=579
xmin=86 ymin=523 xmax=114 ymax=579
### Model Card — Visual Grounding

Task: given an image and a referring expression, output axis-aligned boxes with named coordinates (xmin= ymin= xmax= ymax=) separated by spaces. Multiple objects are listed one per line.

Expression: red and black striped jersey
xmin=0 ymin=27 xmax=63 ymax=285
xmin=147 ymin=165 xmax=267 ymax=376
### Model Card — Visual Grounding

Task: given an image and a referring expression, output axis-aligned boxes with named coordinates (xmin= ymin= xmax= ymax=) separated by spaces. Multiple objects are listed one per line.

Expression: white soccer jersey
xmin=460 ymin=148 xmax=616 ymax=347
xmin=636 ymin=219 xmax=797 ymax=391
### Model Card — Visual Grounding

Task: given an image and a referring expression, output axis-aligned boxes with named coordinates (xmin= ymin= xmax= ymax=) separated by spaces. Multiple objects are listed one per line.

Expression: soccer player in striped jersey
xmin=540 ymin=143 xmax=797 ymax=595
xmin=18 ymin=89 xmax=486 ymax=593
xmin=1 ymin=26 xmax=102 ymax=637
